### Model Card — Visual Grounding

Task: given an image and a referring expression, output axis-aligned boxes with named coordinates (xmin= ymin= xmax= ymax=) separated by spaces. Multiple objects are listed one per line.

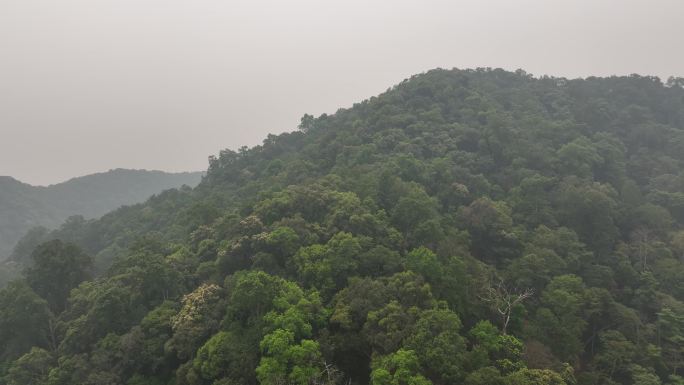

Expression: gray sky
xmin=1 ymin=0 xmax=682 ymax=185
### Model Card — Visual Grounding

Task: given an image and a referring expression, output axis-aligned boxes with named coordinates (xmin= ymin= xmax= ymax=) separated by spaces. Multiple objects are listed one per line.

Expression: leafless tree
xmin=313 ymin=360 xmax=349 ymax=385
xmin=482 ymin=279 xmax=533 ymax=334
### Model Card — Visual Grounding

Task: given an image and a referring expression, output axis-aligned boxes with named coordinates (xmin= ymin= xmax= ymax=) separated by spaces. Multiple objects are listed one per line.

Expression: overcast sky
xmin=1 ymin=0 xmax=682 ymax=185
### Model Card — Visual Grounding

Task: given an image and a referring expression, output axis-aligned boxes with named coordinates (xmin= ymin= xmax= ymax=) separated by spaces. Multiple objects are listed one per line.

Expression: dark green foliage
xmin=24 ymin=240 xmax=92 ymax=313
xmin=0 ymin=281 xmax=53 ymax=363
xmin=2 ymin=68 xmax=684 ymax=385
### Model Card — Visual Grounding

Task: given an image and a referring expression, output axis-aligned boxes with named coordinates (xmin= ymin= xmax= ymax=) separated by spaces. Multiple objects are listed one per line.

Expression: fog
xmin=1 ymin=0 xmax=682 ymax=185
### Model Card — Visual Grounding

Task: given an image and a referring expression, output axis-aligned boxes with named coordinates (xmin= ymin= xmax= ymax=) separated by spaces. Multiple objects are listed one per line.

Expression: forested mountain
xmin=2 ymin=68 xmax=684 ymax=385
xmin=0 ymin=169 xmax=203 ymax=260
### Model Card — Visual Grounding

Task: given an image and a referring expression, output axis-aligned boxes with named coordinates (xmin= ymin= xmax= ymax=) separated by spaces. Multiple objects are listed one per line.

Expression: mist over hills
xmin=0 ymin=169 xmax=202 ymax=259
xmin=2 ymin=68 xmax=684 ymax=385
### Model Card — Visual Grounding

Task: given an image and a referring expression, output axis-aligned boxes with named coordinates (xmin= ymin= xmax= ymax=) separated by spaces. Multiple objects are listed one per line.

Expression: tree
xmin=555 ymin=179 xmax=619 ymax=255
xmin=671 ymin=230 xmax=684 ymax=261
xmin=459 ymin=198 xmax=519 ymax=264
xmin=256 ymin=277 xmax=327 ymax=385
xmin=224 ymin=270 xmax=290 ymax=329
xmin=256 ymin=330 xmax=324 ymax=385
xmin=404 ymin=308 xmax=467 ymax=383
xmin=370 ymin=349 xmax=432 ymax=385
xmin=0 ymin=281 xmax=53 ymax=361
xmin=666 ymin=77 xmax=684 ymax=88
xmin=530 ymin=275 xmax=587 ymax=362
xmin=166 ymin=283 xmax=223 ymax=360
xmin=556 ymin=136 xmax=602 ymax=179
xmin=299 ymin=114 xmax=316 ymax=132
xmin=504 ymin=368 xmax=567 ymax=385
xmin=405 ymin=247 xmax=467 ymax=310
xmin=467 ymin=320 xmax=525 ymax=375
xmin=629 ymin=365 xmax=662 ymax=385
xmin=24 ymin=240 xmax=92 ymax=313
xmin=482 ymin=279 xmax=533 ymax=335
xmin=390 ymin=184 xmax=443 ymax=247
xmin=3 ymin=347 xmax=54 ymax=385
xmin=464 ymin=366 xmax=505 ymax=385
xmin=657 ymin=307 xmax=684 ymax=376
xmin=292 ymin=232 xmax=362 ymax=298
xmin=57 ymin=280 xmax=140 ymax=355
xmin=192 ymin=331 xmax=256 ymax=384
xmin=364 ymin=300 xmax=421 ymax=355
xmin=509 ymin=175 xmax=556 ymax=227
xmin=591 ymin=330 xmax=636 ymax=381
xmin=109 ymin=248 xmax=186 ymax=307
xmin=505 ymin=226 xmax=589 ymax=291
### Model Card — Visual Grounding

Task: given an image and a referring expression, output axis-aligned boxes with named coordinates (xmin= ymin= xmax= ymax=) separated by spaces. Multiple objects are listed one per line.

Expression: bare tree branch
xmin=480 ymin=279 xmax=533 ymax=334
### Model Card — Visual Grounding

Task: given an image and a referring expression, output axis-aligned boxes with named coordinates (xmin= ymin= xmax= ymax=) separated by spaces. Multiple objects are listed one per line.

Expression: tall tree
xmin=24 ymin=240 xmax=92 ymax=313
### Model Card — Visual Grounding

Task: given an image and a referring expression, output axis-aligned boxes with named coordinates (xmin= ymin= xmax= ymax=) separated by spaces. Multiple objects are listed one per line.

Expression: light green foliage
xmin=467 ymin=320 xmax=525 ymax=374
xmin=45 ymin=354 xmax=90 ymax=385
xmin=405 ymin=247 xmax=466 ymax=301
xmin=370 ymin=349 xmax=432 ymax=385
xmin=504 ymin=368 xmax=567 ymax=385
xmin=265 ymin=226 xmax=301 ymax=258
xmin=193 ymin=331 xmax=253 ymax=384
xmin=224 ymin=270 xmax=283 ymax=327
xmin=364 ymin=300 xmax=421 ymax=355
xmin=292 ymin=232 xmax=362 ymax=298
xmin=404 ymin=308 xmax=467 ymax=383
xmin=592 ymin=330 xmax=636 ymax=380
xmin=3 ymin=347 xmax=54 ymax=385
xmin=630 ymin=365 xmax=663 ymax=385
xmin=256 ymin=330 xmax=323 ymax=385
xmin=255 ymin=274 xmax=327 ymax=385
xmin=263 ymin=282 xmax=325 ymax=340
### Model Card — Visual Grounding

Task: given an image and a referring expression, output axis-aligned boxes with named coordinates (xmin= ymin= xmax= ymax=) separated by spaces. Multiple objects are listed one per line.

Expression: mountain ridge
xmin=0 ymin=168 xmax=203 ymax=260
xmin=2 ymin=168 xmax=202 ymax=188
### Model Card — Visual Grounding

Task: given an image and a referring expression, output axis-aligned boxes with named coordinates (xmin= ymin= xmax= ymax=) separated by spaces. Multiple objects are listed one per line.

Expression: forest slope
xmin=2 ymin=68 xmax=684 ymax=385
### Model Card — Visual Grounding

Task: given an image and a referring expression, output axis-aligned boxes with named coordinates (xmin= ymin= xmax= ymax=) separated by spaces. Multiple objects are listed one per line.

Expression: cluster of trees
xmin=1 ymin=68 xmax=684 ymax=385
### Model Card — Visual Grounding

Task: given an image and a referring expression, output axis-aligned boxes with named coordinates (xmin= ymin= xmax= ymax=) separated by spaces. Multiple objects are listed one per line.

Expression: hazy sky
xmin=1 ymin=0 xmax=682 ymax=185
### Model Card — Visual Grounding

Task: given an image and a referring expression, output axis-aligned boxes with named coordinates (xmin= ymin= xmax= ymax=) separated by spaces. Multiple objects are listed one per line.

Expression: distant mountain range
xmin=0 ymin=169 xmax=202 ymax=259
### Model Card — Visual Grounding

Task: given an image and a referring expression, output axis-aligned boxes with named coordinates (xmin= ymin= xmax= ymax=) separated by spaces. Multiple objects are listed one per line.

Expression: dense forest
xmin=2 ymin=68 xmax=684 ymax=385
xmin=0 ymin=169 xmax=202 ymax=267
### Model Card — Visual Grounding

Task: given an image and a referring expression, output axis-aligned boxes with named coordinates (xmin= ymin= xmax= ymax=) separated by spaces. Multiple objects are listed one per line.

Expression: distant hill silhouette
xmin=0 ymin=169 xmax=202 ymax=259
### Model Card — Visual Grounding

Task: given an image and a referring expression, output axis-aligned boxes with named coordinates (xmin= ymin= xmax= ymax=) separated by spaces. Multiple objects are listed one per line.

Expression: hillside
xmin=2 ymin=68 xmax=684 ymax=385
xmin=0 ymin=169 xmax=203 ymax=260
